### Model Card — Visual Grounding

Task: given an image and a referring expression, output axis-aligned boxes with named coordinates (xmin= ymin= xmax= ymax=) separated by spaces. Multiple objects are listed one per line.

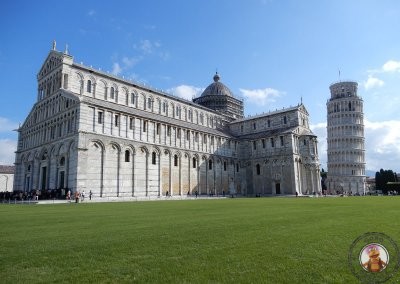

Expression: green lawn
xmin=0 ymin=197 xmax=399 ymax=283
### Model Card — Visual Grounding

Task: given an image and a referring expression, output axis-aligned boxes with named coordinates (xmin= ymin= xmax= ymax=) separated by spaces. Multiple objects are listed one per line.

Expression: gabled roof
xmin=37 ymin=50 xmax=72 ymax=80
xmin=19 ymin=90 xmax=80 ymax=131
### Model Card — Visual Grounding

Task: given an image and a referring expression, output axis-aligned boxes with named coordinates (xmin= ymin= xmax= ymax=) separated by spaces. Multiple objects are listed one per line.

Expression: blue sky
xmin=1 ymin=0 xmax=400 ymax=174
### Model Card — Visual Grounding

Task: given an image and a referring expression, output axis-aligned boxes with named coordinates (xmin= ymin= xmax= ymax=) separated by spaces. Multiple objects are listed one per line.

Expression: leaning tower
xmin=326 ymin=81 xmax=366 ymax=195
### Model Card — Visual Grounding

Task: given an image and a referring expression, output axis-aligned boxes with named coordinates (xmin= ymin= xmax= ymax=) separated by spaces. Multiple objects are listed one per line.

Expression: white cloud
xmin=364 ymin=119 xmax=400 ymax=172
xmin=137 ymin=39 xmax=160 ymax=54
xmin=88 ymin=10 xmax=96 ymax=17
xmin=239 ymin=88 xmax=282 ymax=105
xmin=382 ymin=60 xmax=400 ymax=72
xmin=0 ymin=117 xmax=19 ymax=132
xmin=364 ymin=75 xmax=384 ymax=90
xmin=111 ymin=62 xmax=122 ymax=76
xmin=110 ymin=39 xmax=165 ymax=77
xmin=0 ymin=139 xmax=17 ymax=165
xmin=167 ymin=85 xmax=203 ymax=100
xmin=311 ymin=119 xmax=400 ymax=174
xmin=122 ymin=56 xmax=140 ymax=68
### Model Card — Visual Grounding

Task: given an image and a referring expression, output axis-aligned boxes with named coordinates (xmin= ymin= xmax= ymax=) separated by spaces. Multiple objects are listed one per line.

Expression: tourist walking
xmin=75 ymin=191 xmax=80 ymax=203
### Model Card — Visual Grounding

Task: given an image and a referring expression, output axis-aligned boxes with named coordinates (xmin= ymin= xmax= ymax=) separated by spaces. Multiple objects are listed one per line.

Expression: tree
xmin=375 ymin=169 xmax=397 ymax=194
xmin=320 ymin=168 xmax=327 ymax=192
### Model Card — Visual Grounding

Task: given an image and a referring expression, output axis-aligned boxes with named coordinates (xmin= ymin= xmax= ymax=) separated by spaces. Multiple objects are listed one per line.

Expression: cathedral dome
xmin=200 ymin=72 xmax=233 ymax=97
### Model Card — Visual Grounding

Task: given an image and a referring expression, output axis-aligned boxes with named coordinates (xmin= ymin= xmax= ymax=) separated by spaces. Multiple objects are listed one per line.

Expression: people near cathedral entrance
xmin=75 ymin=191 xmax=80 ymax=203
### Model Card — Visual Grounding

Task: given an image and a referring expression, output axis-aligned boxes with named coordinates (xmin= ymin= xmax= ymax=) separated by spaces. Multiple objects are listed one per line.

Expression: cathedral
xmin=13 ymin=44 xmax=322 ymax=198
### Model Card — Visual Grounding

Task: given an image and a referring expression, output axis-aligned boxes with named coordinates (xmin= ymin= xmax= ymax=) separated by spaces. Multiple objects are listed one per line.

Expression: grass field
xmin=1 ymin=196 xmax=399 ymax=283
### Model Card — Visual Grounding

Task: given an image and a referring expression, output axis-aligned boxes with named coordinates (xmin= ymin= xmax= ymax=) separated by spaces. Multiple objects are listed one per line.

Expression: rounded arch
xmin=74 ymin=72 xmax=84 ymax=95
xmin=108 ymin=141 xmax=121 ymax=152
xmin=96 ymin=79 xmax=107 ymax=100
xmin=124 ymin=144 xmax=136 ymax=155
xmin=169 ymin=102 xmax=175 ymax=117
xmin=49 ymin=144 xmax=58 ymax=157
xmin=98 ymin=79 xmax=108 ymax=88
xmin=183 ymin=151 xmax=191 ymax=159
xmin=173 ymin=150 xmax=182 ymax=158
xmin=147 ymin=95 xmax=154 ymax=111
xmin=89 ymin=139 xmax=105 ymax=151
xmin=86 ymin=74 xmax=96 ymax=82
xmin=27 ymin=152 xmax=35 ymax=162
xmin=57 ymin=143 xmax=68 ymax=156
xmin=163 ymin=148 xmax=172 ymax=156
xmin=129 ymin=89 xmax=138 ymax=106
xmin=38 ymin=147 xmax=49 ymax=160
xmin=152 ymin=146 xmax=161 ymax=156
xmin=140 ymin=145 xmax=149 ymax=155
xmin=120 ymin=86 xmax=129 ymax=105
xmin=109 ymin=83 xmax=118 ymax=101
xmin=155 ymin=97 xmax=161 ymax=113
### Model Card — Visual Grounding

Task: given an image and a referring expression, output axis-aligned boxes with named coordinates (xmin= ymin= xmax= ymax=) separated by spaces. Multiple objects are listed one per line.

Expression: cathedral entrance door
xmin=59 ymin=171 xmax=65 ymax=189
xmin=40 ymin=166 xmax=47 ymax=191
xmin=275 ymin=183 xmax=281 ymax=194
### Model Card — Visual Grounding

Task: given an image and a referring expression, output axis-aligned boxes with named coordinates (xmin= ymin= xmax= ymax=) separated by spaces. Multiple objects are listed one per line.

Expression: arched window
xmin=110 ymin=87 xmax=115 ymax=99
xmin=152 ymin=152 xmax=156 ymax=165
xmin=174 ymin=155 xmax=178 ymax=167
xmin=60 ymin=157 xmax=65 ymax=166
xmin=283 ymin=116 xmax=287 ymax=124
xmin=188 ymin=109 xmax=192 ymax=121
xmin=256 ymin=164 xmax=261 ymax=175
xmin=125 ymin=150 xmax=130 ymax=162
xmin=131 ymin=93 xmax=135 ymax=105
xmin=148 ymin=98 xmax=152 ymax=110
xmin=87 ymin=80 xmax=92 ymax=93
xmin=348 ymin=102 xmax=352 ymax=111
xmin=208 ymin=159 xmax=212 ymax=170
xmin=223 ymin=161 xmax=227 ymax=171
xmin=192 ymin=157 xmax=197 ymax=168
xmin=236 ymin=163 xmax=239 ymax=172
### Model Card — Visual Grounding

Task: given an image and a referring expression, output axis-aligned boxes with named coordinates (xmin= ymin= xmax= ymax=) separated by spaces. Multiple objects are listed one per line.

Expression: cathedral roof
xmin=235 ymin=126 xmax=316 ymax=140
xmin=200 ymin=72 xmax=233 ymax=97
